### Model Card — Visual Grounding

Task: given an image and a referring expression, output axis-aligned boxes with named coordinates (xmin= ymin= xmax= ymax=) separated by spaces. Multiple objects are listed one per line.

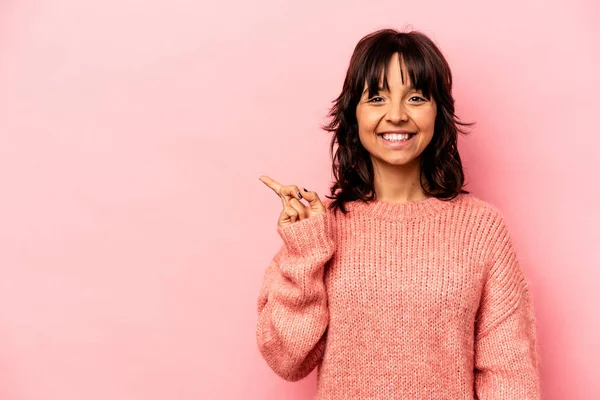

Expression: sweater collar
xmin=343 ymin=194 xmax=458 ymax=221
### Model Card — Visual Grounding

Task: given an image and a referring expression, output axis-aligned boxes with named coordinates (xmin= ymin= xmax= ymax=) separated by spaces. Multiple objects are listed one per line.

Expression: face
xmin=355 ymin=52 xmax=437 ymax=171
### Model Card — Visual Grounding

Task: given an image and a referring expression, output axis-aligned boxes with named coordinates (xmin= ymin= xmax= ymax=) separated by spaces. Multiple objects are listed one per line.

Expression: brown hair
xmin=322 ymin=28 xmax=473 ymax=214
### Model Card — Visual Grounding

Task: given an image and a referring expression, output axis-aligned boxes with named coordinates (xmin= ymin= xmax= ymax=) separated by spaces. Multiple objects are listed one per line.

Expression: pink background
xmin=0 ymin=1 xmax=598 ymax=399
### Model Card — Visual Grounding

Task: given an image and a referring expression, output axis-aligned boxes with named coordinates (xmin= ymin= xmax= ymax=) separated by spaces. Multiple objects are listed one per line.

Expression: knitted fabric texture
xmin=256 ymin=193 xmax=541 ymax=399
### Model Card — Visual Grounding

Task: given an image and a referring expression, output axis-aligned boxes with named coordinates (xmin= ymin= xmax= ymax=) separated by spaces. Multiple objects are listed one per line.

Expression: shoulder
xmin=458 ymin=194 xmax=521 ymax=264
xmin=452 ymin=192 xmax=508 ymax=226
xmin=451 ymin=193 xmax=516 ymax=254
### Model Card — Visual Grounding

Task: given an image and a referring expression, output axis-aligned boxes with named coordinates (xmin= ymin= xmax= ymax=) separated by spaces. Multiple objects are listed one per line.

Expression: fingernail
xmin=303 ymin=188 xmax=308 ymax=192
xmin=298 ymin=192 xmax=303 ymax=199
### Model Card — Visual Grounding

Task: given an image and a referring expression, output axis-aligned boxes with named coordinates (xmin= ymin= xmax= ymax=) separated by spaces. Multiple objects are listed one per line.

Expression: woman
xmin=256 ymin=28 xmax=541 ymax=399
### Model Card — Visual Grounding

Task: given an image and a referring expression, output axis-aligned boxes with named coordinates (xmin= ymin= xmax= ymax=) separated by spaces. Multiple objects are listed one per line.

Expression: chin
xmin=376 ymin=156 xmax=420 ymax=168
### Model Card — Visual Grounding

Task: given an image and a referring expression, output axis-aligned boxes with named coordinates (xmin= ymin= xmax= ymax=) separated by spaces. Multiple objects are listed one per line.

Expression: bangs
xmin=359 ymin=36 xmax=438 ymax=101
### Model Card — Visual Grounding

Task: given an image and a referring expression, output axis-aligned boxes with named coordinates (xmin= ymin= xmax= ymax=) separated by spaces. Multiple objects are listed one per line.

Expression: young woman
xmin=256 ymin=28 xmax=541 ymax=399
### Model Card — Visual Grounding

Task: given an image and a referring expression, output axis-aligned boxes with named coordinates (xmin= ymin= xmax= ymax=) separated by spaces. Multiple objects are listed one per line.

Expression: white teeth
xmin=381 ymin=133 xmax=412 ymax=141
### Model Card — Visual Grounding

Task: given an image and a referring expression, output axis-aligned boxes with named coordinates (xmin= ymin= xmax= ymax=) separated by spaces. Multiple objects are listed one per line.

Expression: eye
xmin=367 ymin=96 xmax=384 ymax=103
xmin=409 ymin=96 xmax=426 ymax=102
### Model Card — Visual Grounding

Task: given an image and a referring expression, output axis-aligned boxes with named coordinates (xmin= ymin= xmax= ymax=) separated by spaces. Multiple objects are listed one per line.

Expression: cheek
xmin=416 ymin=109 xmax=437 ymax=134
xmin=357 ymin=111 xmax=379 ymax=133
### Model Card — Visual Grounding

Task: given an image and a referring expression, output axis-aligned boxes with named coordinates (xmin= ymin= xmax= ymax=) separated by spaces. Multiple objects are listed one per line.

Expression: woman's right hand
xmin=259 ymin=175 xmax=327 ymax=227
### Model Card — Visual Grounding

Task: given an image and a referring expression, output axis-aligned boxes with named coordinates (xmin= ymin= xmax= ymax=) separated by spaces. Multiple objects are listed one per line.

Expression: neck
xmin=371 ymin=158 xmax=429 ymax=204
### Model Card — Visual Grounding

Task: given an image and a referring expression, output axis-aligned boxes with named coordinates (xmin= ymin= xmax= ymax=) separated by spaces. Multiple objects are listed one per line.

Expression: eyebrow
xmin=362 ymin=85 xmax=417 ymax=96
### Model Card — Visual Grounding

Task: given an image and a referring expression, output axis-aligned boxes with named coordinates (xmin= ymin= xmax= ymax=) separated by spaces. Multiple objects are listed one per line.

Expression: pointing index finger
xmin=259 ymin=175 xmax=283 ymax=196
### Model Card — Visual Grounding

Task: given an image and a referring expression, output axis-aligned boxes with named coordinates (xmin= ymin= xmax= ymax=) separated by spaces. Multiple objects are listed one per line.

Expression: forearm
xmin=256 ymin=213 xmax=335 ymax=381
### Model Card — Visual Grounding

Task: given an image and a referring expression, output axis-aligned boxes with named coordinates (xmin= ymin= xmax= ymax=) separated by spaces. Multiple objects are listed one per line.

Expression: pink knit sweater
xmin=256 ymin=193 xmax=541 ymax=399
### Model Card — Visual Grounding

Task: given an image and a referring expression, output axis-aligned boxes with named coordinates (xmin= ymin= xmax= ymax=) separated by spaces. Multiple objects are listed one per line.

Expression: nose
xmin=385 ymin=101 xmax=409 ymax=124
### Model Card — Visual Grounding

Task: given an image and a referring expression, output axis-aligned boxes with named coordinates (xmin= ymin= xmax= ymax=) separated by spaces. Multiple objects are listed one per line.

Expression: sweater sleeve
xmin=474 ymin=212 xmax=542 ymax=399
xmin=256 ymin=212 xmax=335 ymax=382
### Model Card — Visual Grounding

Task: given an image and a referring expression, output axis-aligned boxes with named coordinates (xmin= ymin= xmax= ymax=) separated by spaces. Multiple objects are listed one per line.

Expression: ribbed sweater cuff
xmin=276 ymin=213 xmax=333 ymax=257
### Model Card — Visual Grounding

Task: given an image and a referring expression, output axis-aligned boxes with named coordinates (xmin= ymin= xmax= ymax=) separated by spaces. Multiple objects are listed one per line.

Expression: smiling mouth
xmin=378 ymin=133 xmax=416 ymax=142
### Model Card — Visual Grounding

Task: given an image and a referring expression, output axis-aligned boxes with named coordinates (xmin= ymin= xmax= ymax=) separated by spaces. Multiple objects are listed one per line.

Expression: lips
xmin=377 ymin=130 xmax=416 ymax=135
xmin=377 ymin=133 xmax=416 ymax=142
xmin=378 ymin=132 xmax=416 ymax=148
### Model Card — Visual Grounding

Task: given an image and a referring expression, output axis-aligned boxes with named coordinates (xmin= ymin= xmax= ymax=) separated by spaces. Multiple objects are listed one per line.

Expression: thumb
xmin=300 ymin=188 xmax=326 ymax=212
